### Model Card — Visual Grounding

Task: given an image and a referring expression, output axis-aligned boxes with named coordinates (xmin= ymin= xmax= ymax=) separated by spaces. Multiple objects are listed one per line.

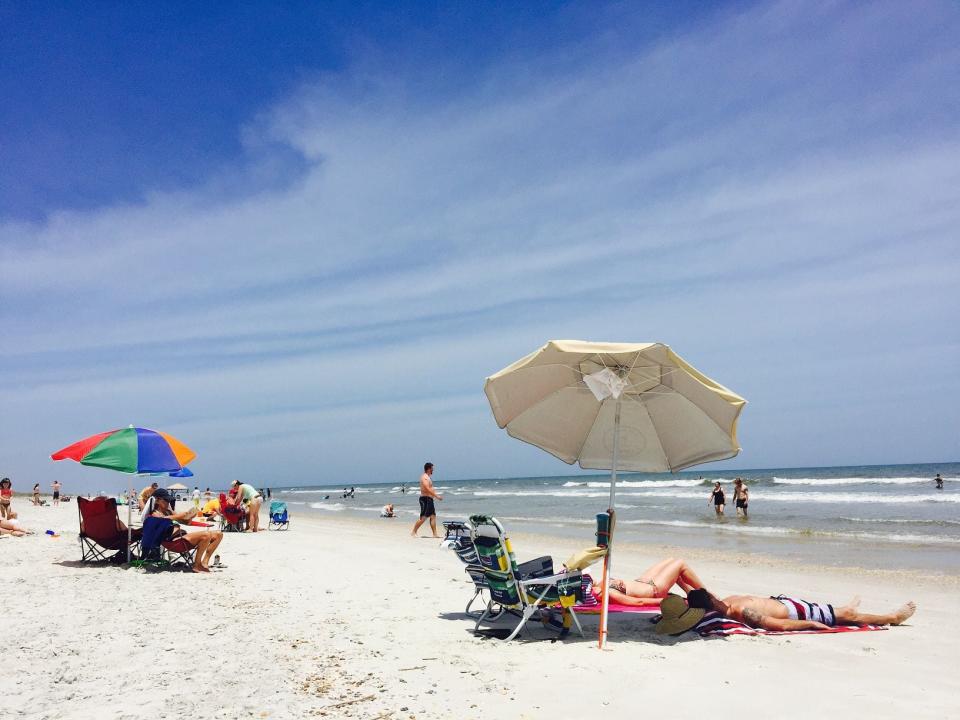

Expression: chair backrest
xmin=468 ymin=515 xmax=581 ymax=608
xmin=77 ymin=496 xmax=121 ymax=542
xmin=443 ymin=521 xmax=480 ymax=565
xmin=219 ymin=493 xmax=243 ymax=523
xmin=269 ymin=501 xmax=287 ymax=516
xmin=469 ymin=515 xmax=522 ymax=607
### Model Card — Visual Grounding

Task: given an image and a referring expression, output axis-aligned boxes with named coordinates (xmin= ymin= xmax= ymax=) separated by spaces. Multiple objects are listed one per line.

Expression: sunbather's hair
xmin=0 ymin=478 xmax=10 ymax=488
xmin=686 ymin=588 xmax=717 ymax=610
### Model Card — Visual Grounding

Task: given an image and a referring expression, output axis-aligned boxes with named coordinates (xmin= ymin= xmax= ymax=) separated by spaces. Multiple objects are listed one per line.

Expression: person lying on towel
xmin=685 ymin=587 xmax=916 ymax=631
xmin=600 ymin=557 xmax=706 ymax=606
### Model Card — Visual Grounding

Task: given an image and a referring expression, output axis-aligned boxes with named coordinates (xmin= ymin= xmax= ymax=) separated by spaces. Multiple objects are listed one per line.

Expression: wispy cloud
xmin=3 ymin=1 xmax=958 ymax=490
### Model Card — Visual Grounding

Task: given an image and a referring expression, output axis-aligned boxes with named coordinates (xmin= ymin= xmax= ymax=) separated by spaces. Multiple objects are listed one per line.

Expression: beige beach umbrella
xmin=484 ymin=340 xmax=746 ymax=648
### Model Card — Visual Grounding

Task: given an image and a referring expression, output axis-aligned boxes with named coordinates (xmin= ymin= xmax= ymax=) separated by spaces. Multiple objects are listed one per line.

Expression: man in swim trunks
xmin=686 ymin=587 xmax=916 ymax=630
xmin=51 ymin=480 xmax=62 ymax=507
xmin=410 ymin=462 xmax=443 ymax=538
xmin=602 ymin=557 xmax=707 ymax=607
xmin=733 ymin=478 xmax=748 ymax=517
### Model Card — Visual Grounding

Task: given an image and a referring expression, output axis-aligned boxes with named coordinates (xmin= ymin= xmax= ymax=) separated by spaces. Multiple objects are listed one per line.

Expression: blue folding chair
xmin=268 ymin=501 xmax=289 ymax=530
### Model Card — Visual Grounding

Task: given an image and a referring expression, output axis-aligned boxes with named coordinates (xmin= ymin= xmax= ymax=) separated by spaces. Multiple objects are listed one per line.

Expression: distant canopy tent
xmin=51 ymin=426 xmax=197 ymax=562
xmin=484 ymin=340 xmax=746 ymax=648
xmin=166 ymin=483 xmax=189 ymax=492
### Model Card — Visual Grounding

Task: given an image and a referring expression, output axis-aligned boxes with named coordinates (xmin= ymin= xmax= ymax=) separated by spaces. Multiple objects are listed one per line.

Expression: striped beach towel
xmin=695 ymin=612 xmax=886 ymax=637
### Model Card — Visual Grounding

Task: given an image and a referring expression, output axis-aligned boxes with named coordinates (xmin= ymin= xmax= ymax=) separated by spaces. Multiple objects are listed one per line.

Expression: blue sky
xmin=1 ymin=1 xmax=958 ymax=494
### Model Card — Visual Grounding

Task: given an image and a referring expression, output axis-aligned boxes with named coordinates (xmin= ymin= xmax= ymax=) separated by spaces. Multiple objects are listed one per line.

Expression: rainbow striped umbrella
xmin=51 ymin=426 xmax=196 ymax=563
xmin=51 ymin=427 xmax=195 ymax=474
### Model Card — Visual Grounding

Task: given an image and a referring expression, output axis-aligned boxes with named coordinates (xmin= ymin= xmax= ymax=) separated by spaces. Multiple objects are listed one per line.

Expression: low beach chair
xmin=218 ymin=492 xmax=246 ymax=532
xmin=469 ymin=515 xmax=583 ymax=641
xmin=268 ymin=501 xmax=289 ymax=530
xmin=137 ymin=516 xmax=197 ymax=570
xmin=77 ymin=496 xmax=142 ymax=563
xmin=442 ymin=520 xmax=496 ymax=616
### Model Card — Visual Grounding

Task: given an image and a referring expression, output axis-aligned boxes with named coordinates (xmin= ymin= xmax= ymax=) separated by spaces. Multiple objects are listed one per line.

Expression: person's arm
xmin=424 ymin=478 xmax=443 ymax=501
xmin=167 ymin=507 xmax=198 ymax=523
xmin=741 ymin=607 xmax=828 ymax=631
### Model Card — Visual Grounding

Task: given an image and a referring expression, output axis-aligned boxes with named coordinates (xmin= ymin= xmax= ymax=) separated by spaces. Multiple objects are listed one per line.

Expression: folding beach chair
xmin=77 ymin=496 xmax=142 ymax=563
xmin=442 ymin=520 xmax=495 ymax=616
xmin=136 ymin=516 xmax=197 ymax=571
xmin=469 ymin=515 xmax=583 ymax=641
xmin=218 ymin=492 xmax=246 ymax=532
xmin=268 ymin=501 xmax=289 ymax=530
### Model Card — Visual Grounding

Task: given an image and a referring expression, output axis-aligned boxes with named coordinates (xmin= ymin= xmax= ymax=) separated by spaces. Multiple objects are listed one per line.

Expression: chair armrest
xmin=518 ymin=571 xmax=580 ymax=587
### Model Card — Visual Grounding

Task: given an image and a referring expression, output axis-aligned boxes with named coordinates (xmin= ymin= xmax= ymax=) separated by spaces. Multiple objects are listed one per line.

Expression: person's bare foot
xmin=892 ymin=601 xmax=916 ymax=625
xmin=410 ymin=532 xmax=419 ymax=537
xmin=838 ymin=595 xmax=861 ymax=613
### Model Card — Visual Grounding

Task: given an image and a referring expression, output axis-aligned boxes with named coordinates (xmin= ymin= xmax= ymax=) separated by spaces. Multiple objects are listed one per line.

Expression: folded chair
xmin=218 ymin=492 xmax=246 ymax=532
xmin=77 ymin=496 xmax=142 ymax=563
xmin=442 ymin=520 xmax=497 ymax=616
xmin=469 ymin=515 xmax=583 ymax=641
xmin=268 ymin=501 xmax=289 ymax=530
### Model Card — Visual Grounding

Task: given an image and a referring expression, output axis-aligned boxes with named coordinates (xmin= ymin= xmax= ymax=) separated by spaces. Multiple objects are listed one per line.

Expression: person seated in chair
xmin=149 ymin=488 xmax=224 ymax=573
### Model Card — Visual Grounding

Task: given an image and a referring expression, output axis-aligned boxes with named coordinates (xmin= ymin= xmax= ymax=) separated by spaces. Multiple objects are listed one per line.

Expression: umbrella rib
xmin=618 ymin=393 xmax=674 ymax=471
xmin=573 ymin=397 xmax=606 ymax=467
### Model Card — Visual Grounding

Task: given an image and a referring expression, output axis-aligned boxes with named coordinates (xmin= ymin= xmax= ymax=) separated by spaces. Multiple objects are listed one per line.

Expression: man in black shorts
xmin=410 ymin=462 xmax=443 ymax=538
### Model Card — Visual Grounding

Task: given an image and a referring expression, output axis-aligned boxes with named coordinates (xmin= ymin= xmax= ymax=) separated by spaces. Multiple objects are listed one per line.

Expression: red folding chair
xmin=77 ymin=497 xmax=142 ymax=562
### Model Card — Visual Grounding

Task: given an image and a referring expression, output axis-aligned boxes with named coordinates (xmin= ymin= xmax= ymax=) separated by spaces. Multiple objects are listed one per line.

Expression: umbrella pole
xmin=599 ymin=397 xmax=621 ymax=650
xmin=127 ymin=476 xmax=134 ymax=563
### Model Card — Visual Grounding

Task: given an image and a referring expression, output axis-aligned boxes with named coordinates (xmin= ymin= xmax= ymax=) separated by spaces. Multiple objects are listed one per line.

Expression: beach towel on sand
xmin=695 ymin=611 xmax=887 ymax=637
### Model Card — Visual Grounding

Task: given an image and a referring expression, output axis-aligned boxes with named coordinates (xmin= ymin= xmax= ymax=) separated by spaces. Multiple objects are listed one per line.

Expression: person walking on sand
xmin=51 ymin=480 xmax=62 ymax=507
xmin=32 ymin=483 xmax=42 ymax=506
xmin=935 ymin=473 xmax=944 ymax=489
xmin=411 ymin=462 xmax=443 ymax=538
xmin=708 ymin=481 xmax=725 ymax=515
xmin=192 ymin=486 xmax=201 ymax=509
xmin=732 ymin=478 xmax=749 ymax=517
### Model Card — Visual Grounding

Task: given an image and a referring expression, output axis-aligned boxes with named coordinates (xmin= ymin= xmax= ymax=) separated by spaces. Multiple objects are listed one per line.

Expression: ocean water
xmin=272 ymin=462 xmax=960 ymax=572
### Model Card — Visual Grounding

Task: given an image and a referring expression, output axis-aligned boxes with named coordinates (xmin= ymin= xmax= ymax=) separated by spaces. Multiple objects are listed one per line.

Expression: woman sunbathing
xmin=0 ymin=517 xmax=30 ymax=537
xmin=149 ymin=488 xmax=224 ymax=573
xmin=600 ymin=557 xmax=706 ymax=606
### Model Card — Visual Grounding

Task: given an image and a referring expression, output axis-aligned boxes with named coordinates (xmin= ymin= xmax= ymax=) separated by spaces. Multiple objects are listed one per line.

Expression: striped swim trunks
xmin=773 ymin=595 xmax=835 ymax=626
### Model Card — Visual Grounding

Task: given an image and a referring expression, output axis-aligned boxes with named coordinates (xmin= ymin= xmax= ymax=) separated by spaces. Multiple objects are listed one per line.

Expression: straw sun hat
xmin=654 ymin=594 xmax=705 ymax=635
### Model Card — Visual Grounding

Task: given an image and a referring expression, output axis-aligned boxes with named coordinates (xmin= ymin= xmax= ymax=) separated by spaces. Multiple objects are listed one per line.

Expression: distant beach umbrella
xmin=166 ymin=482 xmax=189 ymax=491
xmin=51 ymin=426 xmax=196 ymax=562
xmin=484 ymin=340 xmax=746 ymax=648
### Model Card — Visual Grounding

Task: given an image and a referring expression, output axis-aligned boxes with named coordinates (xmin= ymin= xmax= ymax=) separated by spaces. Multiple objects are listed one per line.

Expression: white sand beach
xmin=3 ymin=501 xmax=957 ymax=719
